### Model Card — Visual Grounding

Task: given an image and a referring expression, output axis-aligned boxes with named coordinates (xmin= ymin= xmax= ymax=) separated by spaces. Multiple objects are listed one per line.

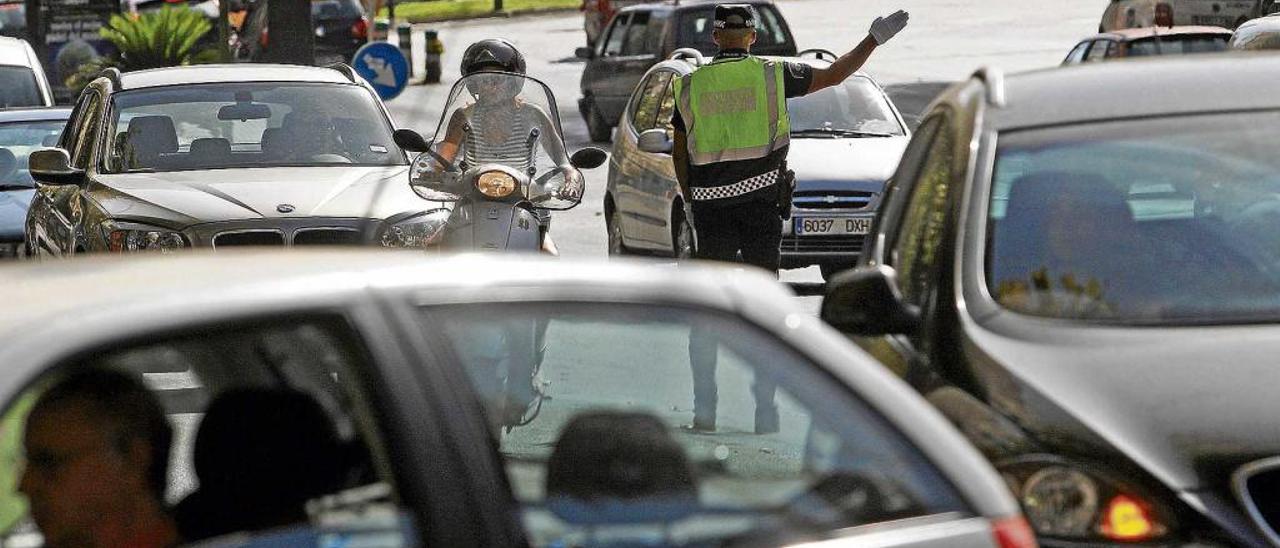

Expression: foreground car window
xmin=0 ymin=67 xmax=42 ymax=109
xmin=988 ymin=111 xmax=1280 ymax=323
xmin=788 ymin=76 xmax=904 ymax=136
xmin=420 ymin=303 xmax=966 ymax=547
xmin=0 ymin=121 xmax=64 ymax=186
xmin=104 ymin=83 xmax=405 ymax=173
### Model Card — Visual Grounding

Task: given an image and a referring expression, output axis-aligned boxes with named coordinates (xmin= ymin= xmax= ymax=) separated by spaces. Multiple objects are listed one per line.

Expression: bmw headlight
xmin=104 ymin=222 xmax=188 ymax=253
xmin=381 ymin=209 xmax=450 ymax=248
xmin=476 ymin=170 xmax=517 ymax=199
xmin=1000 ymin=456 xmax=1170 ymax=542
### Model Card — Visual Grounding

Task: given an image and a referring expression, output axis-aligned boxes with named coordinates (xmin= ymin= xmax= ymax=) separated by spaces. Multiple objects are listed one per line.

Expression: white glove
xmin=869 ymin=10 xmax=909 ymax=45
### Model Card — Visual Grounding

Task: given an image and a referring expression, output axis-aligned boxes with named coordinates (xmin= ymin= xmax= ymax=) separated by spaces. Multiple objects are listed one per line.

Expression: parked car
xmin=24 ymin=64 xmax=437 ymax=256
xmin=0 ymin=37 xmax=53 ymax=108
xmin=0 ymin=1 xmax=26 ymax=40
xmin=1100 ymin=0 xmax=1264 ymax=31
xmin=576 ymin=0 xmax=797 ymax=143
xmin=605 ymin=50 xmax=909 ymax=280
xmin=1229 ymin=12 xmax=1280 ymax=49
xmin=234 ymin=0 xmax=370 ymax=66
xmin=0 ymin=252 xmax=1035 ymax=547
xmin=0 ymin=107 xmax=68 ymax=258
xmin=822 ymin=54 xmax=1280 ymax=547
xmin=1062 ymin=26 xmax=1230 ymax=64
xmin=581 ymin=0 xmax=644 ymax=47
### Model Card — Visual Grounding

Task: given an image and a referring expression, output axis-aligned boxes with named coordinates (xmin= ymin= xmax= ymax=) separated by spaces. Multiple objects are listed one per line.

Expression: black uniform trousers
xmin=687 ymin=197 xmax=781 ymax=433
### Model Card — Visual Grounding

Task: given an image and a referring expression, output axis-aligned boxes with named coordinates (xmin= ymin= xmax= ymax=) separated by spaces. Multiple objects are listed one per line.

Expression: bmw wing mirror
xmin=393 ymin=128 xmax=432 ymax=153
xmin=820 ymin=265 xmax=920 ymax=336
xmin=570 ymin=147 xmax=608 ymax=169
xmin=575 ymin=47 xmax=594 ymax=60
xmin=28 ymin=148 xmax=85 ymax=187
xmin=637 ymin=128 xmax=674 ymax=154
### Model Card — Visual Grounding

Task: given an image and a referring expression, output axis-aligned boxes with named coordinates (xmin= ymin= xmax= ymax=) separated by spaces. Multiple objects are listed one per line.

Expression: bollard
xmin=424 ymin=29 xmax=443 ymax=84
xmin=397 ymin=23 xmax=414 ymax=77
xmin=373 ymin=18 xmax=390 ymax=42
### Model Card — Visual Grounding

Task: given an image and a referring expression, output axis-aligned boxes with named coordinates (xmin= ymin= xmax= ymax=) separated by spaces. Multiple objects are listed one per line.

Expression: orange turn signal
xmin=1100 ymin=494 xmax=1160 ymax=541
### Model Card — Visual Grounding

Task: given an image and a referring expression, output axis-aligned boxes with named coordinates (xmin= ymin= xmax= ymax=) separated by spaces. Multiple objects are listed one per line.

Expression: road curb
xmin=391 ymin=6 xmax=580 ymax=25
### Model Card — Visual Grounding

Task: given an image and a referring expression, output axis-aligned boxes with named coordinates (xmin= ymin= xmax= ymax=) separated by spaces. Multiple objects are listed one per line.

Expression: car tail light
xmin=992 ymin=516 xmax=1038 ymax=548
xmin=259 ymin=27 xmax=269 ymax=48
xmin=350 ymin=16 xmax=368 ymax=40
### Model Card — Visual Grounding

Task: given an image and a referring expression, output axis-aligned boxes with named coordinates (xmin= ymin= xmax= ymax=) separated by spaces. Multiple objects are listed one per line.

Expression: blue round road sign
xmin=352 ymin=42 xmax=409 ymax=101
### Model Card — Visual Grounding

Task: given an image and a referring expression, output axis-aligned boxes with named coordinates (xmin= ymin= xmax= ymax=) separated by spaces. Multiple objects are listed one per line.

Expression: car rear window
xmin=1126 ymin=34 xmax=1227 ymax=56
xmin=677 ymin=5 xmax=790 ymax=55
xmin=0 ymin=67 xmax=43 ymax=108
xmin=311 ymin=0 xmax=362 ymax=19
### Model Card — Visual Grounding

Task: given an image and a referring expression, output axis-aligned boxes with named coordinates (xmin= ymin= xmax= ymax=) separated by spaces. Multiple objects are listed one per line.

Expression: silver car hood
xmin=94 ymin=166 xmax=428 ymax=228
xmin=787 ymin=136 xmax=909 ymax=192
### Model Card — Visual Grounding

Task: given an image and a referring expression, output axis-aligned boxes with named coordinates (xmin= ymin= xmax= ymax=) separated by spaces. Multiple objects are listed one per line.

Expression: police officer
xmin=675 ymin=4 xmax=908 ymax=433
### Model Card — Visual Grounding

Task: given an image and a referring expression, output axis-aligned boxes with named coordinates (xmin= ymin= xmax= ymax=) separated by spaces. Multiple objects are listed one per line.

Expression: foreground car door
xmin=411 ymin=299 xmax=1008 ymax=548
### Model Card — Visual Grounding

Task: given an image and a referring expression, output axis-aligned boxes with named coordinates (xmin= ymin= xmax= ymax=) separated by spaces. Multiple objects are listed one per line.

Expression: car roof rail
xmin=99 ymin=67 xmax=123 ymax=90
xmin=797 ymin=48 xmax=837 ymax=61
xmin=668 ymin=48 xmax=705 ymax=66
xmin=972 ymin=66 xmax=1006 ymax=107
xmin=326 ymin=62 xmax=360 ymax=83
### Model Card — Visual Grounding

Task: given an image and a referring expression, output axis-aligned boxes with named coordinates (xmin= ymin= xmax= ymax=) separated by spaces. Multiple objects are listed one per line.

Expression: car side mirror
xmin=637 ymin=129 xmax=673 ymax=154
xmin=570 ymin=147 xmax=608 ymax=169
xmin=393 ymin=128 xmax=432 ymax=152
xmin=28 ymin=148 xmax=85 ymax=186
xmin=820 ymin=265 xmax=920 ymax=336
xmin=575 ymin=47 xmax=594 ymax=60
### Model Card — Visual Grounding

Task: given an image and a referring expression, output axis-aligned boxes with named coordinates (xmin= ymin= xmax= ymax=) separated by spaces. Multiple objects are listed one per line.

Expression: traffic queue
xmin=1 ymin=0 xmax=1280 ymax=547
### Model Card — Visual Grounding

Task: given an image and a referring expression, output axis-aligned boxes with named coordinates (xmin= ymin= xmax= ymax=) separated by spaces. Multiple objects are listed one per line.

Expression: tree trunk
xmin=265 ymin=0 xmax=314 ymax=65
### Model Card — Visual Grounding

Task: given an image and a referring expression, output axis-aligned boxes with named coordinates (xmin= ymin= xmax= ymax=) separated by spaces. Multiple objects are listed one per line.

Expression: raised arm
xmin=806 ymin=10 xmax=909 ymax=95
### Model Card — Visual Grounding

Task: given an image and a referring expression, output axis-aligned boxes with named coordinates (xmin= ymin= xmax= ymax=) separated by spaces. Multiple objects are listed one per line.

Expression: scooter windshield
xmin=412 ymin=72 xmax=579 ymax=208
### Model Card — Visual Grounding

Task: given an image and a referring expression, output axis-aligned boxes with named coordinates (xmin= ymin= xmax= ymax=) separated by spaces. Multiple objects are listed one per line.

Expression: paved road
xmin=383 ymin=0 xmax=1106 ymax=297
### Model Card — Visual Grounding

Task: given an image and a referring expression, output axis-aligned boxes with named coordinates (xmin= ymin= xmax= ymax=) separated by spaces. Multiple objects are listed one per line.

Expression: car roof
xmin=1091 ymin=25 xmax=1233 ymax=41
xmin=118 ymin=64 xmax=356 ymax=90
xmin=0 ymin=106 xmax=71 ymax=123
xmin=976 ymin=53 xmax=1280 ymax=130
xmin=0 ymin=36 xmax=36 ymax=68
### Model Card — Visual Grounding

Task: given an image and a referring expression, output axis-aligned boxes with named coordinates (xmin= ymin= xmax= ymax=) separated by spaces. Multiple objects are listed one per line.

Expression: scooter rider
xmin=432 ymin=39 xmax=568 ymax=255
xmin=674 ymin=5 xmax=909 ymax=433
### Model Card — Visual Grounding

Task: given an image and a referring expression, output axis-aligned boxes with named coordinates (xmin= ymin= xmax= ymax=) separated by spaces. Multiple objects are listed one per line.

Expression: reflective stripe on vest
xmin=674 ymin=56 xmax=790 ymax=166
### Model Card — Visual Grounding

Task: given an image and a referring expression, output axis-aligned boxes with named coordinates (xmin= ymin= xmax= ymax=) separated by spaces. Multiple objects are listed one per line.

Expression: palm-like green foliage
xmin=67 ymin=6 xmax=219 ymax=90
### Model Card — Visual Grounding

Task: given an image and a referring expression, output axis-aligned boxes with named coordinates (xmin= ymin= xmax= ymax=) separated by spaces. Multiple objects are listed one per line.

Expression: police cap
xmin=714 ymin=4 xmax=756 ymax=30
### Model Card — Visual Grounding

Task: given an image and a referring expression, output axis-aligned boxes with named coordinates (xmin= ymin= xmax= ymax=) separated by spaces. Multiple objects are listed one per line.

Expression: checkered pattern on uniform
xmin=692 ymin=170 xmax=778 ymax=202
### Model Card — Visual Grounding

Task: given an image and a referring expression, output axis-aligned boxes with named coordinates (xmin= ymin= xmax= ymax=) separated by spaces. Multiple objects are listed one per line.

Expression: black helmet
xmin=460 ymin=39 xmax=526 ymax=76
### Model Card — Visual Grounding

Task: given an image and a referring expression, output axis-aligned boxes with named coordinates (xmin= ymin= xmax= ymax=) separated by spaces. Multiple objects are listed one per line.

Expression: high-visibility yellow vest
xmin=674 ymin=55 xmax=790 ymax=166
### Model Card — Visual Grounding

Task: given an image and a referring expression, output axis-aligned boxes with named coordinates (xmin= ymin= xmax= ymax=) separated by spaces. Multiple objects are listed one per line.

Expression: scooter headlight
xmin=476 ymin=171 xmax=517 ymax=199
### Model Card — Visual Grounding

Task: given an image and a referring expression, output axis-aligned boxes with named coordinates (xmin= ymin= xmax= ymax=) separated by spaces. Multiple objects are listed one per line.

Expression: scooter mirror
xmin=393 ymin=129 xmax=433 ymax=152
xmin=570 ymin=147 xmax=608 ymax=170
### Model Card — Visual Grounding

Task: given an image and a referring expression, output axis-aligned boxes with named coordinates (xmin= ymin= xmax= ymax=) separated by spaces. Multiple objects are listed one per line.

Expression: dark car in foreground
xmin=1062 ymin=25 xmax=1230 ymax=64
xmin=575 ymin=0 xmax=796 ymax=142
xmin=234 ymin=0 xmax=370 ymax=66
xmin=0 ymin=252 xmax=1033 ymax=547
xmin=0 ymin=107 xmax=68 ymax=257
xmin=25 ymin=64 xmax=438 ymax=257
xmin=606 ymin=50 xmax=909 ymax=280
xmin=822 ymin=55 xmax=1280 ymax=547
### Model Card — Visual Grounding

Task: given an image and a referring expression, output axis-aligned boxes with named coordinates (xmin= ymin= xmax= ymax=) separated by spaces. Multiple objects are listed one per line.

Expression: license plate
xmin=795 ymin=217 xmax=871 ymax=236
xmin=1190 ymin=14 xmax=1233 ymax=26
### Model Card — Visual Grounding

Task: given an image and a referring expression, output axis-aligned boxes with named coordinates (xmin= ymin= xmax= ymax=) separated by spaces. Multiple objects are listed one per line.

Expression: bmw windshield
xmin=987 ymin=111 xmax=1280 ymax=324
xmin=104 ymin=82 xmax=406 ymax=173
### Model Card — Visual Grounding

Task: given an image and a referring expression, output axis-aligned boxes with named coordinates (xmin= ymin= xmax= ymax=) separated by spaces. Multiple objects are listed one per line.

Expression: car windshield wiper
xmin=791 ymin=128 xmax=895 ymax=138
xmin=0 ymin=183 xmax=34 ymax=191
